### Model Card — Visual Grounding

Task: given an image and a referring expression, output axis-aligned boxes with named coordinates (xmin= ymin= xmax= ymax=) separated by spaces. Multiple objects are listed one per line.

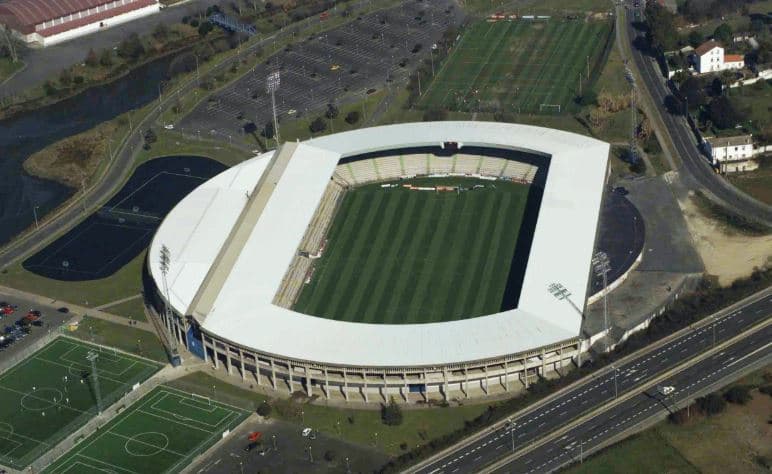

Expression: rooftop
xmin=149 ymin=122 xmax=610 ymax=367
xmin=706 ymin=134 xmax=753 ymax=147
xmin=695 ymin=40 xmax=721 ymax=56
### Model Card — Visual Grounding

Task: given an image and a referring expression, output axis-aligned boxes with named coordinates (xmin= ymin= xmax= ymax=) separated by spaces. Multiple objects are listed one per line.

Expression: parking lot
xmin=179 ymin=0 xmax=462 ymax=142
xmin=0 ymin=291 xmax=74 ymax=361
xmin=193 ymin=418 xmax=389 ymax=473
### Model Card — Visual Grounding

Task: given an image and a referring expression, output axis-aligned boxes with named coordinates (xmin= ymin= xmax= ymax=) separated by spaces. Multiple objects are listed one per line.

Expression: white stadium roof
xmin=149 ymin=122 xmax=609 ymax=367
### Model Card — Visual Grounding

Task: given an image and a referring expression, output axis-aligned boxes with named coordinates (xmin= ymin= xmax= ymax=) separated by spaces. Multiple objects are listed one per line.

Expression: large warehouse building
xmin=148 ymin=122 xmax=610 ymax=403
xmin=0 ymin=0 xmax=160 ymax=47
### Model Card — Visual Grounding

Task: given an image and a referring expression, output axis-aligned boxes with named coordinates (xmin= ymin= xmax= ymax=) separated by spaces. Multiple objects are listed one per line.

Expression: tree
xmin=697 ymin=392 xmax=726 ymax=415
xmin=85 ymin=48 xmax=99 ymax=67
xmin=117 ymin=33 xmax=145 ymax=61
xmin=309 ymin=116 xmax=327 ymax=134
xmin=687 ymin=30 xmax=703 ymax=48
xmin=710 ymin=77 xmax=724 ymax=97
xmin=59 ymin=68 xmax=73 ymax=86
xmin=381 ymin=397 xmax=403 ymax=426
xmin=713 ymin=23 xmax=732 ymax=45
xmin=256 ymin=402 xmax=272 ymax=417
xmin=709 ymin=96 xmax=740 ymax=129
xmin=724 ymin=385 xmax=752 ymax=405
xmin=324 ymin=450 xmax=337 ymax=462
xmin=198 ymin=21 xmax=214 ymax=38
xmin=344 ymin=110 xmax=360 ymax=125
xmin=261 ymin=121 xmax=275 ymax=139
xmin=153 ymin=22 xmax=171 ymax=40
xmin=644 ymin=3 xmax=679 ymax=53
xmin=679 ymin=76 xmax=706 ymax=111
xmin=325 ymin=103 xmax=339 ymax=120
xmin=99 ymin=49 xmax=113 ymax=67
xmin=664 ymin=95 xmax=685 ymax=116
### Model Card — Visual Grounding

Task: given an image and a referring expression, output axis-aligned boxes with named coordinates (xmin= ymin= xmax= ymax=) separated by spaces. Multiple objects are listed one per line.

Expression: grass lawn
xmin=419 ymin=19 xmax=612 ymax=114
xmin=68 ymin=316 xmax=168 ymax=363
xmin=102 ymin=298 xmax=148 ymax=323
xmin=0 ymin=57 xmax=24 ymax=83
xmin=727 ymin=80 xmax=772 ymax=139
xmin=294 ymin=178 xmax=531 ymax=323
xmin=136 ymin=128 xmax=253 ymax=167
xmin=0 ymin=337 xmax=161 ymax=469
xmin=565 ymin=429 xmax=698 ymax=474
xmin=44 ymin=386 xmax=249 ymax=474
xmin=727 ymin=159 xmax=772 ymax=206
xmin=167 ymin=371 xmax=491 ymax=456
xmin=461 ymin=0 xmax=612 ymax=14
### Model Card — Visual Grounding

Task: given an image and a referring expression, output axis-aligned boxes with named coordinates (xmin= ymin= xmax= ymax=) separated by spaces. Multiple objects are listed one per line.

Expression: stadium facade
xmin=148 ymin=122 xmax=610 ymax=402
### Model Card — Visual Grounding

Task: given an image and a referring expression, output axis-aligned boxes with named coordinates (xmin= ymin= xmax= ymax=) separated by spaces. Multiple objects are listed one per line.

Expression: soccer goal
xmin=539 ymin=103 xmax=561 ymax=113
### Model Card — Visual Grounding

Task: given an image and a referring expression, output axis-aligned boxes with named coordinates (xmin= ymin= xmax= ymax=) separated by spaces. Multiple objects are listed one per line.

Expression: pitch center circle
xmin=21 ymin=388 xmax=62 ymax=411
xmin=124 ymin=432 xmax=169 ymax=457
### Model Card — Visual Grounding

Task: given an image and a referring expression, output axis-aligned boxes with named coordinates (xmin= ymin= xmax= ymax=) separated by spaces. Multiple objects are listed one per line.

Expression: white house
xmin=693 ymin=40 xmax=744 ymax=74
xmin=704 ymin=134 xmax=756 ymax=172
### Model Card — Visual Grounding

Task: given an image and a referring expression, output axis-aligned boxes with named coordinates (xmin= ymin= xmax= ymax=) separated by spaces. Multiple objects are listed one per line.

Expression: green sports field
xmin=420 ymin=19 xmax=613 ymax=114
xmin=294 ymin=178 xmax=531 ymax=324
xmin=0 ymin=337 xmax=162 ymax=469
xmin=44 ymin=386 xmax=249 ymax=474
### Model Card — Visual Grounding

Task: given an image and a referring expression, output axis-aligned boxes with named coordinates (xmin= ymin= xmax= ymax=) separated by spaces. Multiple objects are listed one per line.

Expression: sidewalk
xmin=0 ymin=285 xmax=154 ymax=332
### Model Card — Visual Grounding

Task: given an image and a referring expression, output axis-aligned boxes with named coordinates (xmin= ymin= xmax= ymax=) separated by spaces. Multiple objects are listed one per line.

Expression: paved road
xmin=621 ymin=4 xmax=772 ymax=227
xmin=493 ymin=324 xmax=771 ymax=473
xmin=0 ymin=0 xmax=216 ymax=98
xmin=413 ymin=289 xmax=771 ymax=473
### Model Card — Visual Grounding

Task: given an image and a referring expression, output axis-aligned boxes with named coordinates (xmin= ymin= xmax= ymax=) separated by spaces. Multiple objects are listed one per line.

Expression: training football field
xmin=0 ymin=337 xmax=162 ymax=469
xmin=294 ymin=178 xmax=531 ymax=324
xmin=44 ymin=386 xmax=249 ymax=474
xmin=420 ymin=18 xmax=612 ymax=114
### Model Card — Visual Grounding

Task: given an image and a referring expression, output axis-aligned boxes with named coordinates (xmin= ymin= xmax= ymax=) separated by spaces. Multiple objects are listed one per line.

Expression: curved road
xmin=622 ymin=4 xmax=772 ymax=227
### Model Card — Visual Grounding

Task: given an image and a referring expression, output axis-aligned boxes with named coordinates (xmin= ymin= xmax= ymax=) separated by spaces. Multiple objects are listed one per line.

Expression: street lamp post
xmin=592 ymin=251 xmax=611 ymax=351
xmin=266 ymin=71 xmax=281 ymax=147
xmin=33 ymin=205 xmax=39 ymax=230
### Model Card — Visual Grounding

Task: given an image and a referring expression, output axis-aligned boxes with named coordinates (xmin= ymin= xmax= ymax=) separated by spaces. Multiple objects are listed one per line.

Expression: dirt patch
xmin=659 ymin=388 xmax=772 ymax=474
xmin=677 ymin=190 xmax=771 ymax=285
xmin=23 ymin=120 xmax=118 ymax=189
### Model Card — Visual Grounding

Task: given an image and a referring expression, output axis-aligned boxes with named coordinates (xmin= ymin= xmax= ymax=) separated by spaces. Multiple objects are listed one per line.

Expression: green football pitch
xmin=44 ymin=386 xmax=249 ymax=474
xmin=420 ymin=19 xmax=613 ymax=114
xmin=294 ymin=178 xmax=531 ymax=324
xmin=0 ymin=337 xmax=162 ymax=468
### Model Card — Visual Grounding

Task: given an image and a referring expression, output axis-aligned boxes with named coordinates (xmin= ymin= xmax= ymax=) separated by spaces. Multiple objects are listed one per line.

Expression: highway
xmin=413 ymin=289 xmax=771 ymax=474
xmin=621 ymin=5 xmax=772 ymax=227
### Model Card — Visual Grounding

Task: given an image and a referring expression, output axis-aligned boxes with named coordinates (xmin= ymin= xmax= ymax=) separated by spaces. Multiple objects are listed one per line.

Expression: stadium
xmin=147 ymin=122 xmax=610 ymax=402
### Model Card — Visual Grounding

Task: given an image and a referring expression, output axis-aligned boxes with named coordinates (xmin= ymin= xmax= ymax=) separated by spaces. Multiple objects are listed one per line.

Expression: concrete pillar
xmin=254 ymin=353 xmax=261 ymax=386
xmin=288 ymin=362 xmax=294 ymax=394
xmin=324 ymin=368 xmax=330 ymax=399
xmin=483 ymin=365 xmax=488 ymax=395
xmin=240 ymin=349 xmax=246 ymax=381
xmin=422 ymin=370 xmax=428 ymax=402
xmin=523 ymin=357 xmax=529 ymax=389
xmin=226 ymin=349 xmax=232 ymax=375
xmin=362 ymin=370 xmax=368 ymax=403
xmin=464 ymin=366 xmax=469 ymax=398
xmin=213 ymin=346 xmax=220 ymax=369
xmin=504 ymin=359 xmax=509 ymax=392
xmin=559 ymin=345 xmax=564 ymax=374
xmin=442 ymin=367 xmax=448 ymax=401
xmin=202 ymin=333 xmax=208 ymax=363
xmin=270 ymin=358 xmax=277 ymax=390
xmin=382 ymin=371 xmax=388 ymax=402
xmin=402 ymin=372 xmax=409 ymax=403
xmin=343 ymin=368 xmax=350 ymax=402
xmin=305 ymin=365 xmax=312 ymax=396
xmin=541 ymin=348 xmax=546 ymax=378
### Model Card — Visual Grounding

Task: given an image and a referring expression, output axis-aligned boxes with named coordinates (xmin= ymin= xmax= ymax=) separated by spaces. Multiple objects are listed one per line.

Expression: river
xmin=0 ymin=54 xmax=180 ymax=247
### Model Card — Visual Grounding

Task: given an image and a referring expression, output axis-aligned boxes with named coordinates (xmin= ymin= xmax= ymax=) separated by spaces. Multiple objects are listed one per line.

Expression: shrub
xmin=422 ymin=108 xmax=447 ymax=121
xmin=697 ymin=392 xmax=726 ymax=416
xmin=256 ymin=402 xmax=272 ymax=417
xmin=325 ymin=103 xmax=339 ymax=120
xmin=344 ymin=110 xmax=360 ymax=125
xmin=99 ymin=49 xmax=113 ymax=67
xmin=381 ymin=397 xmax=403 ymax=426
xmin=117 ymin=33 xmax=145 ymax=61
xmin=324 ymin=450 xmax=336 ymax=462
xmin=309 ymin=116 xmax=327 ymax=134
xmin=759 ymin=385 xmax=772 ymax=397
xmin=85 ymin=48 xmax=99 ymax=67
xmin=724 ymin=385 xmax=752 ymax=405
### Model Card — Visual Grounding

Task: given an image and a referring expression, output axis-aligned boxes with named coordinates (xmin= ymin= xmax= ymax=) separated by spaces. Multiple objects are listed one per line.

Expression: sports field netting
xmin=419 ymin=19 xmax=613 ymax=114
xmin=294 ymin=178 xmax=531 ymax=324
xmin=44 ymin=386 xmax=249 ymax=474
xmin=0 ymin=337 xmax=162 ymax=469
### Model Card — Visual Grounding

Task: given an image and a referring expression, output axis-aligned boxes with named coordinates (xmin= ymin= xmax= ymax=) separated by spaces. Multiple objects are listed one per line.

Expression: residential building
xmin=704 ymin=134 xmax=757 ymax=172
xmin=693 ymin=40 xmax=745 ymax=74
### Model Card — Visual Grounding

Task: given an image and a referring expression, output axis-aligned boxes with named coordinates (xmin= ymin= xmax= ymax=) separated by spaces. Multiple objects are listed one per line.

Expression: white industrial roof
xmin=149 ymin=122 xmax=609 ymax=367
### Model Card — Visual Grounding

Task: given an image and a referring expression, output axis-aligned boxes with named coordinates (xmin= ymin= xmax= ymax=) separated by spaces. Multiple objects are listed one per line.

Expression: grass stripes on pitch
xmin=420 ymin=19 xmax=612 ymax=114
xmin=44 ymin=386 xmax=249 ymax=474
xmin=294 ymin=178 xmax=530 ymax=324
xmin=0 ymin=338 xmax=162 ymax=469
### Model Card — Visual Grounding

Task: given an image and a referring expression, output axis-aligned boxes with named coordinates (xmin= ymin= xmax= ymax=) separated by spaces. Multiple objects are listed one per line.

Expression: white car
xmin=287 ymin=109 xmax=297 ymax=115
xmin=301 ymin=427 xmax=313 ymax=437
xmin=164 ymin=124 xmax=174 ymax=130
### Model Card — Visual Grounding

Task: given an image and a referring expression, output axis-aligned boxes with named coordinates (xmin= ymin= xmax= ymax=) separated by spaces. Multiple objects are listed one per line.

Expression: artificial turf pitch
xmin=44 ymin=386 xmax=249 ymax=474
xmin=419 ymin=19 xmax=612 ymax=114
xmin=294 ymin=178 xmax=530 ymax=324
xmin=0 ymin=337 xmax=162 ymax=469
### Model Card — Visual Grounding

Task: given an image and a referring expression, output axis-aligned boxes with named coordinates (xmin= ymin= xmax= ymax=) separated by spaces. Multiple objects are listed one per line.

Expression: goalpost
xmin=539 ymin=103 xmax=561 ymax=113
xmin=191 ymin=392 xmax=212 ymax=406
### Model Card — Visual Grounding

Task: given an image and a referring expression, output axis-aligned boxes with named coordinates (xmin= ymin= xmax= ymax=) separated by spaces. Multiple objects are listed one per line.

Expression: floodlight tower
xmin=548 ymin=282 xmax=584 ymax=367
xmin=592 ymin=251 xmax=611 ymax=352
xmin=86 ymin=351 xmax=102 ymax=414
xmin=159 ymin=245 xmax=179 ymax=354
xmin=266 ymin=70 xmax=281 ymax=147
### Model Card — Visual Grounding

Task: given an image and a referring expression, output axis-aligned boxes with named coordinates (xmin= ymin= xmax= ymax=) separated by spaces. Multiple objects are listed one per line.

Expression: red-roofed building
xmin=692 ymin=40 xmax=745 ymax=74
xmin=0 ymin=0 xmax=160 ymax=47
